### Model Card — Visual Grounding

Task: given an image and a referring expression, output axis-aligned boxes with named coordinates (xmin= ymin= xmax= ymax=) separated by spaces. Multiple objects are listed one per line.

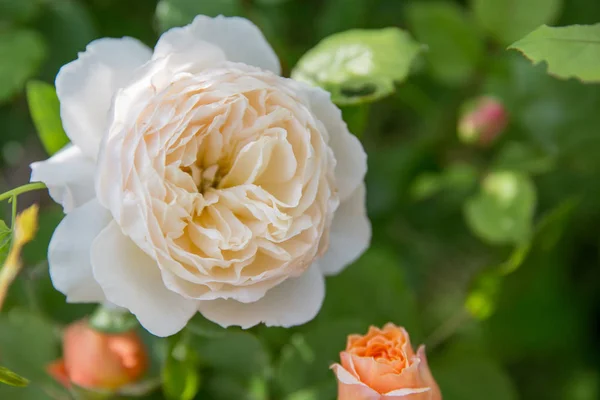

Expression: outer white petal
xmin=91 ymin=221 xmax=197 ymax=337
xmin=48 ymin=199 xmax=111 ymax=303
xmin=30 ymin=145 xmax=96 ymax=213
xmin=154 ymin=15 xmax=280 ymax=74
xmin=320 ymin=184 xmax=371 ymax=276
xmin=56 ymin=38 xmax=152 ymax=159
xmin=197 ymin=264 xmax=325 ymax=329
xmin=302 ymin=85 xmax=367 ymax=202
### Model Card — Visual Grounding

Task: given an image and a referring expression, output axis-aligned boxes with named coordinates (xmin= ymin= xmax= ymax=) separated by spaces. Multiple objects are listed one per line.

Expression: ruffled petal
xmin=197 ymin=264 xmax=325 ymax=329
xmin=30 ymin=145 xmax=96 ymax=213
xmin=320 ymin=184 xmax=371 ymax=275
xmin=301 ymin=85 xmax=367 ymax=202
xmin=91 ymin=221 xmax=197 ymax=337
xmin=48 ymin=199 xmax=111 ymax=303
xmin=56 ymin=37 xmax=152 ymax=159
xmin=154 ymin=15 xmax=280 ymax=74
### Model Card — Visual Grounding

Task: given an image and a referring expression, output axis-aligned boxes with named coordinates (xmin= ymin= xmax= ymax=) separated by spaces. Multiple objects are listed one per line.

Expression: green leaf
xmin=26 ymin=81 xmax=69 ymax=156
xmin=472 ymin=0 xmax=562 ymax=44
xmin=88 ymin=305 xmax=139 ymax=334
xmin=0 ymin=219 xmax=11 ymax=265
xmin=0 ymin=0 xmax=40 ymax=23
xmin=186 ymin=314 xmax=227 ymax=338
xmin=509 ymin=24 xmax=600 ymax=83
xmin=162 ymin=336 xmax=201 ymax=400
xmin=155 ymin=0 xmax=244 ymax=32
xmin=464 ymin=171 xmax=537 ymax=245
xmin=0 ymin=366 xmax=29 ymax=387
xmin=431 ymin=345 xmax=518 ymax=400
xmin=0 ymin=30 xmax=47 ymax=103
xmin=292 ymin=28 xmax=423 ymax=105
xmin=407 ymin=1 xmax=484 ymax=85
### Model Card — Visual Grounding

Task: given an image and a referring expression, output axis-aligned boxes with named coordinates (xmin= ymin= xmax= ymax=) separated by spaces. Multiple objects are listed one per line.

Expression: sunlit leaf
xmin=0 ymin=30 xmax=46 ymax=102
xmin=407 ymin=1 xmax=484 ymax=85
xmin=509 ymin=24 xmax=600 ymax=83
xmin=0 ymin=366 xmax=29 ymax=387
xmin=88 ymin=305 xmax=138 ymax=334
xmin=26 ymin=81 xmax=69 ymax=156
xmin=292 ymin=28 xmax=423 ymax=105
xmin=464 ymin=171 xmax=536 ymax=244
xmin=472 ymin=0 xmax=562 ymax=44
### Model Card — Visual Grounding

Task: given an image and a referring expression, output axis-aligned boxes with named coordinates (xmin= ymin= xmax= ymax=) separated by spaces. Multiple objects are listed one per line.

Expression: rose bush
xmin=332 ymin=324 xmax=441 ymax=400
xmin=30 ymin=15 xmax=370 ymax=337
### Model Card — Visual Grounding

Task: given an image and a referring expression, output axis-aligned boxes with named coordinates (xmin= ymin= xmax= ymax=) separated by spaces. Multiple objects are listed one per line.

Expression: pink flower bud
xmin=47 ymin=320 xmax=148 ymax=391
xmin=458 ymin=96 xmax=508 ymax=146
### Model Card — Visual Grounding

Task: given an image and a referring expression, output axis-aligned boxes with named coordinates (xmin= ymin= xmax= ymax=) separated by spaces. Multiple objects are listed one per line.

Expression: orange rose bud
xmin=47 ymin=320 xmax=148 ymax=391
xmin=458 ymin=96 xmax=508 ymax=146
xmin=331 ymin=323 xmax=441 ymax=399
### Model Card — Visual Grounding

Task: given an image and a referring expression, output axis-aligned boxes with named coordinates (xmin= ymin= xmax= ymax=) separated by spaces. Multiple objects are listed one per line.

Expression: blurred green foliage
xmin=0 ymin=0 xmax=600 ymax=399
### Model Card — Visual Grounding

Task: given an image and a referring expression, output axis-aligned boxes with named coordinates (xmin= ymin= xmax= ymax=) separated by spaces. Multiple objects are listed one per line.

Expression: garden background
xmin=1 ymin=0 xmax=600 ymax=399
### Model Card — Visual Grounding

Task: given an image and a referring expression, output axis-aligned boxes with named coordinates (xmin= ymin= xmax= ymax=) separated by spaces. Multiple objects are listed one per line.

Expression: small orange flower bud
xmin=458 ymin=96 xmax=508 ymax=146
xmin=47 ymin=320 xmax=148 ymax=391
xmin=331 ymin=324 xmax=441 ymax=399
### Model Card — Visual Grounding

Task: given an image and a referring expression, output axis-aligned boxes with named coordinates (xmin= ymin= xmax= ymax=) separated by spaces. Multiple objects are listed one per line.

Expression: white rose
xmin=31 ymin=15 xmax=370 ymax=337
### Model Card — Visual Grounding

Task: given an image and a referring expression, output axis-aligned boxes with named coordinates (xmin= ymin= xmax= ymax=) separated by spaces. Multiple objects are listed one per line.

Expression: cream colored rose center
xmin=117 ymin=64 xmax=338 ymax=301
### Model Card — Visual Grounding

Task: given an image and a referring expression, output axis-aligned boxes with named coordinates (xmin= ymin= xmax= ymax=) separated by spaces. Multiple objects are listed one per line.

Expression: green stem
xmin=0 ymin=182 xmax=46 ymax=203
xmin=10 ymin=196 xmax=17 ymax=230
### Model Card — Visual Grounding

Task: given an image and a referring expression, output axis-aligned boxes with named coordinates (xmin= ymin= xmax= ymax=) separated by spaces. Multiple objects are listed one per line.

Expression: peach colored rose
xmin=331 ymin=324 xmax=441 ymax=400
xmin=47 ymin=320 xmax=147 ymax=391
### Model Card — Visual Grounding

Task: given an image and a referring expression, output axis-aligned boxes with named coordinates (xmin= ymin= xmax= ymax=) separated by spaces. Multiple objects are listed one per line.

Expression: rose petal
xmin=384 ymin=387 xmax=431 ymax=398
xmin=56 ymin=37 xmax=152 ymax=159
xmin=30 ymin=145 xmax=96 ymax=213
xmin=154 ymin=15 xmax=280 ymax=74
xmin=331 ymin=363 xmax=381 ymax=400
xmin=414 ymin=346 xmax=442 ymax=400
xmin=48 ymin=199 xmax=111 ymax=303
xmin=302 ymin=85 xmax=367 ymax=201
xmin=197 ymin=264 xmax=325 ymax=329
xmin=320 ymin=184 xmax=371 ymax=276
xmin=91 ymin=221 xmax=197 ymax=337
